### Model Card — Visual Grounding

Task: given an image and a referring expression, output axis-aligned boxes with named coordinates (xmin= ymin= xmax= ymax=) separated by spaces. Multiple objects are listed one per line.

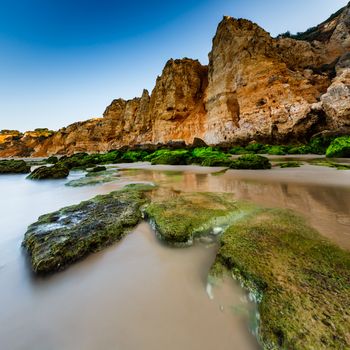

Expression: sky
xmin=0 ymin=0 xmax=348 ymax=131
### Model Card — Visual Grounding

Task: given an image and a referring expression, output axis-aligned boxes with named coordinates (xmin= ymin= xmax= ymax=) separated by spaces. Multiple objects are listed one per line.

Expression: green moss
xmin=200 ymin=157 xmax=232 ymax=167
xmin=287 ymin=145 xmax=310 ymax=155
xmin=190 ymin=147 xmax=232 ymax=166
xmin=277 ymin=161 xmax=301 ymax=168
xmin=0 ymin=160 xmax=30 ymax=174
xmin=245 ymin=143 xmax=265 ymax=153
xmin=121 ymin=150 xmax=149 ymax=162
xmin=22 ymin=185 xmax=153 ymax=274
xmin=230 ymin=154 xmax=271 ymax=170
xmin=88 ymin=166 xmax=107 ymax=173
xmin=326 ymin=136 xmax=350 ymax=158
xmin=144 ymin=149 xmax=190 ymax=165
xmin=27 ymin=164 xmax=69 ymax=179
xmin=215 ymin=209 xmax=350 ymax=349
xmin=66 ymin=169 xmax=120 ymax=187
xmin=229 ymin=146 xmax=253 ymax=155
xmin=263 ymin=145 xmax=288 ymax=155
xmin=308 ymin=135 xmax=335 ymax=155
xmin=309 ymin=159 xmax=350 ymax=170
xmin=46 ymin=156 xmax=59 ymax=164
xmin=145 ymin=191 xmax=255 ymax=244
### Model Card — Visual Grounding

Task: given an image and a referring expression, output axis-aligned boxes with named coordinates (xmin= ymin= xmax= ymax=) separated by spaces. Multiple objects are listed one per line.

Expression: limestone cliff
xmin=1 ymin=3 xmax=349 ymax=157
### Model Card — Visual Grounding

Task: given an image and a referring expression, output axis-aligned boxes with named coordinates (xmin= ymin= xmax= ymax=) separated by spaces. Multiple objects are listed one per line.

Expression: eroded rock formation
xmin=1 ymin=3 xmax=349 ymax=157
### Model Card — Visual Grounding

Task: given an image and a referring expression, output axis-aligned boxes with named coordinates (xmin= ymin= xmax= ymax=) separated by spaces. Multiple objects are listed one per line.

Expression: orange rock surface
xmin=1 ymin=3 xmax=349 ymax=157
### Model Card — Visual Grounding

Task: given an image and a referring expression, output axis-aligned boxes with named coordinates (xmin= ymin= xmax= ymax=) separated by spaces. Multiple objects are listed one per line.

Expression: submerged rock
xmin=0 ymin=160 xmax=30 ymax=174
xmin=145 ymin=191 xmax=255 ymax=244
xmin=65 ymin=169 xmax=120 ymax=187
xmin=27 ymin=164 xmax=69 ymax=180
xmin=22 ymin=185 xmax=152 ymax=274
xmin=89 ymin=165 xmax=107 ymax=173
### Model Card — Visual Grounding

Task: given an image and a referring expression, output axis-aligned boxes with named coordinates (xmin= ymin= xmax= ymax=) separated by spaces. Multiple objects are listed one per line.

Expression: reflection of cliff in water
xmin=121 ymin=168 xmax=350 ymax=250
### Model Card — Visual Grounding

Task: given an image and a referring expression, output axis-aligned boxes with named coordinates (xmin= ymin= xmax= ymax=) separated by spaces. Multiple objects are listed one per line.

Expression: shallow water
xmin=0 ymin=171 xmax=259 ymax=350
xmin=0 ymin=163 xmax=349 ymax=350
xmin=119 ymin=163 xmax=350 ymax=250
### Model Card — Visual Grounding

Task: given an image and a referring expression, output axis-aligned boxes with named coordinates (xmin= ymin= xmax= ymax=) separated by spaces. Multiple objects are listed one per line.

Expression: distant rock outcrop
xmin=1 ymin=3 xmax=349 ymax=157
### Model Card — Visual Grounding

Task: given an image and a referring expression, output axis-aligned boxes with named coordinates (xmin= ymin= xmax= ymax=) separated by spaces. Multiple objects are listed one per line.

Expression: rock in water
xmin=27 ymin=164 xmax=69 ymax=179
xmin=230 ymin=154 xmax=271 ymax=169
xmin=22 ymin=185 xmax=151 ymax=273
xmin=0 ymin=160 xmax=30 ymax=174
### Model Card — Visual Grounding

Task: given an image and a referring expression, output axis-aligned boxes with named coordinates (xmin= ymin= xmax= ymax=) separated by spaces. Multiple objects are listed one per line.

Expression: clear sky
xmin=0 ymin=0 xmax=348 ymax=131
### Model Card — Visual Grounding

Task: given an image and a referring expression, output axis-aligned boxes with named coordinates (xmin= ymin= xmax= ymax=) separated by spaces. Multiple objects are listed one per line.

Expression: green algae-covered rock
xmin=326 ymin=136 xmax=350 ymax=158
xmin=0 ymin=160 xmax=30 ymax=174
xmin=46 ymin=156 xmax=59 ymax=164
xmin=22 ymin=185 xmax=152 ymax=274
xmin=88 ymin=165 xmax=107 ymax=173
xmin=27 ymin=164 xmax=69 ymax=180
xmin=145 ymin=192 xmax=254 ymax=244
xmin=66 ymin=169 xmax=120 ymax=187
xmin=214 ymin=209 xmax=350 ymax=350
xmin=144 ymin=149 xmax=190 ymax=165
xmin=230 ymin=154 xmax=271 ymax=170
xmin=277 ymin=161 xmax=301 ymax=168
xmin=190 ymin=147 xmax=231 ymax=166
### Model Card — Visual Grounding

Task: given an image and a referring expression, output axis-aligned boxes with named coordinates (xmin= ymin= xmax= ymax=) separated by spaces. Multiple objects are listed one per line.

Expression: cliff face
xmin=1 ymin=3 xmax=349 ymax=157
xmin=204 ymin=18 xmax=329 ymax=145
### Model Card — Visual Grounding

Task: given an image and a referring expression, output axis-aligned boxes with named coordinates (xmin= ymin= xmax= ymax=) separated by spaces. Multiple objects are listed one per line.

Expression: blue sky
xmin=0 ymin=0 xmax=348 ymax=131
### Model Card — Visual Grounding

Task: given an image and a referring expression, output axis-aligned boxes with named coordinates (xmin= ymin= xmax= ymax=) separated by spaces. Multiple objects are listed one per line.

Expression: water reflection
xmin=120 ymin=168 xmax=350 ymax=250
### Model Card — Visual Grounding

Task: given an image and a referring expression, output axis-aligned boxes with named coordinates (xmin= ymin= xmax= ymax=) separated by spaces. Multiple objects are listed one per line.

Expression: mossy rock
xmin=145 ymin=191 xmax=255 ymax=244
xmin=214 ymin=209 xmax=350 ymax=350
xmin=230 ymin=154 xmax=271 ymax=170
xmin=0 ymin=160 xmax=30 ymax=174
xmin=120 ymin=150 xmax=149 ymax=162
xmin=190 ymin=147 xmax=231 ymax=165
xmin=309 ymin=159 xmax=350 ymax=170
xmin=245 ymin=143 xmax=265 ymax=153
xmin=326 ymin=136 xmax=350 ymax=158
xmin=229 ymin=146 xmax=252 ymax=155
xmin=144 ymin=149 xmax=190 ymax=165
xmin=200 ymin=157 xmax=232 ymax=167
xmin=46 ymin=156 xmax=59 ymax=164
xmin=264 ymin=145 xmax=288 ymax=155
xmin=287 ymin=145 xmax=310 ymax=155
xmin=89 ymin=165 xmax=107 ymax=173
xmin=277 ymin=161 xmax=301 ymax=168
xmin=66 ymin=169 xmax=120 ymax=187
xmin=27 ymin=164 xmax=69 ymax=180
xmin=308 ymin=135 xmax=335 ymax=155
xmin=22 ymin=185 xmax=153 ymax=273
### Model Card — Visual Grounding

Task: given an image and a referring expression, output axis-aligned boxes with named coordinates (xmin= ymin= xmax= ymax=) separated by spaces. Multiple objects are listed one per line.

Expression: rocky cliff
xmin=1 ymin=3 xmax=349 ymax=157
